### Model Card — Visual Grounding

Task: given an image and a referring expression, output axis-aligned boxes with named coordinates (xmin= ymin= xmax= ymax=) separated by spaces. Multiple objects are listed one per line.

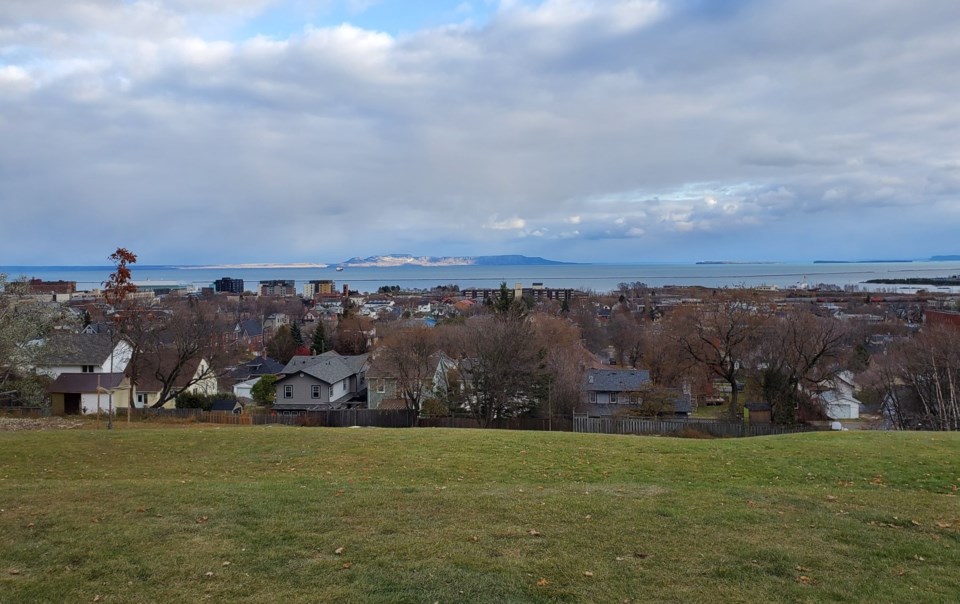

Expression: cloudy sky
xmin=2 ymin=0 xmax=960 ymax=265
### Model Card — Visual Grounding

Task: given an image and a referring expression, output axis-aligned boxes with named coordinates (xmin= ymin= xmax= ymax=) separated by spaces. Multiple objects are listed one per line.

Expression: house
xmin=36 ymin=333 xmax=133 ymax=378
xmin=234 ymin=319 xmax=265 ymax=352
xmin=227 ymin=355 xmax=284 ymax=400
xmin=745 ymin=402 xmax=772 ymax=424
xmin=582 ymin=368 xmax=692 ymax=417
xmin=273 ymin=351 xmax=368 ymax=411
xmin=814 ymin=371 xmax=863 ymax=421
xmin=134 ymin=355 xmax=220 ymax=409
xmin=48 ymin=372 xmax=130 ymax=415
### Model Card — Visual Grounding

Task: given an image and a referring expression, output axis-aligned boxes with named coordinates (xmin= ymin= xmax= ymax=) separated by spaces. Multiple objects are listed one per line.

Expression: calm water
xmin=4 ymin=262 xmax=960 ymax=294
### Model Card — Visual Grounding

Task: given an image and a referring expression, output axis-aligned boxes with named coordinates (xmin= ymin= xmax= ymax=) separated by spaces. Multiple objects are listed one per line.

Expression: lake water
xmin=4 ymin=261 xmax=960 ymax=294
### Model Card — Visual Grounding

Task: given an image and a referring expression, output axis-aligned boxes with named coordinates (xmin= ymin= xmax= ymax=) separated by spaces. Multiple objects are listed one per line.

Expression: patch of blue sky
xmin=234 ymin=0 xmax=496 ymax=41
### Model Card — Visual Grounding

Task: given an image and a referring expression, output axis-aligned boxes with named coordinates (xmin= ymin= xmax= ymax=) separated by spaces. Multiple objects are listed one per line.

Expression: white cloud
xmin=485 ymin=216 xmax=527 ymax=230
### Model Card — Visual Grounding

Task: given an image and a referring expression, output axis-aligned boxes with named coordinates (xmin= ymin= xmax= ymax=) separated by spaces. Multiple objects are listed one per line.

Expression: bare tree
xmin=675 ymin=296 xmax=764 ymax=420
xmin=754 ymin=307 xmax=848 ymax=424
xmin=882 ymin=324 xmax=960 ymax=430
xmin=375 ymin=323 xmax=439 ymax=414
xmin=607 ymin=311 xmax=644 ymax=367
xmin=447 ymin=312 xmax=545 ymax=427
xmin=0 ymin=274 xmax=74 ymax=407
xmin=133 ymin=299 xmax=237 ymax=407
xmin=531 ymin=315 xmax=590 ymax=417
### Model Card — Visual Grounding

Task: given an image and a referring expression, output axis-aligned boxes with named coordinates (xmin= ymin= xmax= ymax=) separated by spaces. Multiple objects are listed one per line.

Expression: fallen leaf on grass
xmin=634 ymin=552 xmax=650 ymax=559
xmin=26 ymin=523 xmax=34 ymax=528
xmin=795 ymin=566 xmax=811 ymax=572
xmin=341 ymin=563 xmax=352 ymax=570
xmin=469 ymin=535 xmax=479 ymax=542
xmin=221 ymin=561 xmax=231 ymax=567
xmin=93 ymin=596 xmax=102 ymax=602
xmin=527 ymin=529 xmax=541 ymax=537
xmin=205 ymin=572 xmax=214 ymax=577
xmin=9 ymin=569 xmax=20 ymax=575
xmin=334 ymin=547 xmax=345 ymax=555
xmin=825 ymin=495 xmax=838 ymax=501
xmin=796 ymin=575 xmax=815 ymax=585
xmin=536 ymin=578 xmax=549 ymax=587
xmin=936 ymin=522 xmax=952 ymax=529
xmin=583 ymin=571 xmax=594 ymax=577
xmin=196 ymin=516 xmax=209 ymax=524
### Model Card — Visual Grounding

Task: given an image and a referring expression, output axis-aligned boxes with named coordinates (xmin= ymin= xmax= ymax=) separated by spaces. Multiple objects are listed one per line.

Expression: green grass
xmin=2 ymin=427 xmax=959 ymax=603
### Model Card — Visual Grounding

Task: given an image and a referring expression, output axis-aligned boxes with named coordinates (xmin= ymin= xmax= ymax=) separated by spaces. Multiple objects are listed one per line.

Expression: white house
xmin=37 ymin=333 xmax=133 ymax=378
xmin=816 ymin=371 xmax=863 ymax=421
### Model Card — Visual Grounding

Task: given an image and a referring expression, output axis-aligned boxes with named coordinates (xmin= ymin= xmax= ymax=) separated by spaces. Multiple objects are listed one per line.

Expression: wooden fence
xmin=129 ymin=407 xmax=417 ymax=428
xmin=418 ymin=415 xmax=573 ymax=432
xmin=572 ymin=415 xmax=818 ymax=438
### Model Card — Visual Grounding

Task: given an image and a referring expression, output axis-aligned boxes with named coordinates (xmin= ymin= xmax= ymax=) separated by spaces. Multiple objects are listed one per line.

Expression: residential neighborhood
xmin=3 ymin=267 xmax=960 ymax=434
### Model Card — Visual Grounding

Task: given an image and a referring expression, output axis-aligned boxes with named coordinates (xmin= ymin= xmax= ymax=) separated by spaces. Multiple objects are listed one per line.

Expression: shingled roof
xmin=42 ymin=333 xmax=123 ymax=366
xmin=583 ymin=369 xmax=651 ymax=392
xmin=48 ymin=372 xmax=125 ymax=394
xmin=279 ymin=352 xmax=369 ymax=385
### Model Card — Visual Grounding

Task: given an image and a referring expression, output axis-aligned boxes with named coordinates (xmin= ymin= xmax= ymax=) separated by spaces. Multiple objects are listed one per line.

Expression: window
xmin=311 ymin=385 xmax=321 ymax=399
xmin=377 ymin=379 xmax=385 ymax=393
xmin=589 ymin=391 xmax=597 ymax=403
xmin=283 ymin=385 xmax=293 ymax=399
xmin=136 ymin=393 xmax=146 ymax=406
xmin=610 ymin=393 xmax=618 ymax=404
xmin=629 ymin=393 xmax=640 ymax=404
xmin=82 ymin=365 xmax=95 ymax=373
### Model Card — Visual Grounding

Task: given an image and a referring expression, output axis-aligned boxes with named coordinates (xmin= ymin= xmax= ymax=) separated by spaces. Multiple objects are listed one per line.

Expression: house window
xmin=311 ymin=385 xmax=321 ymax=399
xmin=82 ymin=365 xmax=95 ymax=373
xmin=283 ymin=385 xmax=293 ymax=399
xmin=629 ymin=393 xmax=640 ymax=404
xmin=610 ymin=393 xmax=618 ymax=404
xmin=589 ymin=391 xmax=597 ymax=403
xmin=377 ymin=379 xmax=385 ymax=393
xmin=136 ymin=393 xmax=146 ymax=406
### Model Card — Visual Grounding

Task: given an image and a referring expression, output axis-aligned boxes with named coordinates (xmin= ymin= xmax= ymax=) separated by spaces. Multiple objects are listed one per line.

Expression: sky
xmin=2 ymin=0 xmax=960 ymax=265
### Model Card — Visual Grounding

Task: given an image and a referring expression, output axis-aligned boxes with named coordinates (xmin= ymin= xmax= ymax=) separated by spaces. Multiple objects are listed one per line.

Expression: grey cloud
xmin=2 ymin=0 xmax=960 ymax=263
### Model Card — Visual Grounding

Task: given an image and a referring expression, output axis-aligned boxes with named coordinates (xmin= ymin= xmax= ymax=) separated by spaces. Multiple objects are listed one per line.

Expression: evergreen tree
xmin=290 ymin=321 xmax=304 ymax=346
xmin=311 ymin=321 xmax=327 ymax=354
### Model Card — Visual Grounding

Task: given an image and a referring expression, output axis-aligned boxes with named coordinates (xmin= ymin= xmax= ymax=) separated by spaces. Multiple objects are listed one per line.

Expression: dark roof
xmin=48 ymin=372 xmax=125 ymax=394
xmin=235 ymin=319 xmax=263 ymax=338
xmin=745 ymin=402 xmax=772 ymax=412
xmin=227 ymin=355 xmax=284 ymax=381
xmin=279 ymin=352 xmax=368 ymax=385
xmin=42 ymin=333 xmax=122 ymax=366
xmin=584 ymin=369 xmax=651 ymax=392
xmin=210 ymin=400 xmax=241 ymax=412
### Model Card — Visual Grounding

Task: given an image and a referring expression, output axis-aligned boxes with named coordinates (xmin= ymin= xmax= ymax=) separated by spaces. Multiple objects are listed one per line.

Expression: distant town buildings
xmin=259 ymin=279 xmax=296 ymax=297
xmin=303 ymin=279 xmax=336 ymax=298
xmin=461 ymin=282 xmax=575 ymax=303
xmin=28 ymin=279 xmax=76 ymax=295
xmin=214 ymin=277 xmax=245 ymax=294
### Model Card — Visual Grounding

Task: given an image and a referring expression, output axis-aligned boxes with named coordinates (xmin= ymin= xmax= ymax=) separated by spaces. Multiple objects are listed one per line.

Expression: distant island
xmin=814 ymin=260 xmax=914 ymax=264
xmin=696 ymin=261 xmax=778 ymax=265
xmin=930 ymin=255 xmax=960 ymax=261
xmin=864 ymin=275 xmax=960 ymax=286
xmin=336 ymin=254 xmax=573 ymax=268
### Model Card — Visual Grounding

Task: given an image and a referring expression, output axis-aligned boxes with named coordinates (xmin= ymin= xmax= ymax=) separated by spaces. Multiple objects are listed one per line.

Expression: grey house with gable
xmin=273 ymin=351 xmax=368 ymax=411
xmin=582 ymin=368 xmax=691 ymax=418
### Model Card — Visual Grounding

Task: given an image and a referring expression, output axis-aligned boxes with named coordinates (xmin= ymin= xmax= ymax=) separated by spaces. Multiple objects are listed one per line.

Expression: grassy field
xmin=1 ymin=425 xmax=959 ymax=603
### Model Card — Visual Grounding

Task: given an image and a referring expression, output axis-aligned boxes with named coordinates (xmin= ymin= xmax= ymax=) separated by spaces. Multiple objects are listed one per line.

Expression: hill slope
xmin=1 ymin=427 xmax=958 ymax=602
